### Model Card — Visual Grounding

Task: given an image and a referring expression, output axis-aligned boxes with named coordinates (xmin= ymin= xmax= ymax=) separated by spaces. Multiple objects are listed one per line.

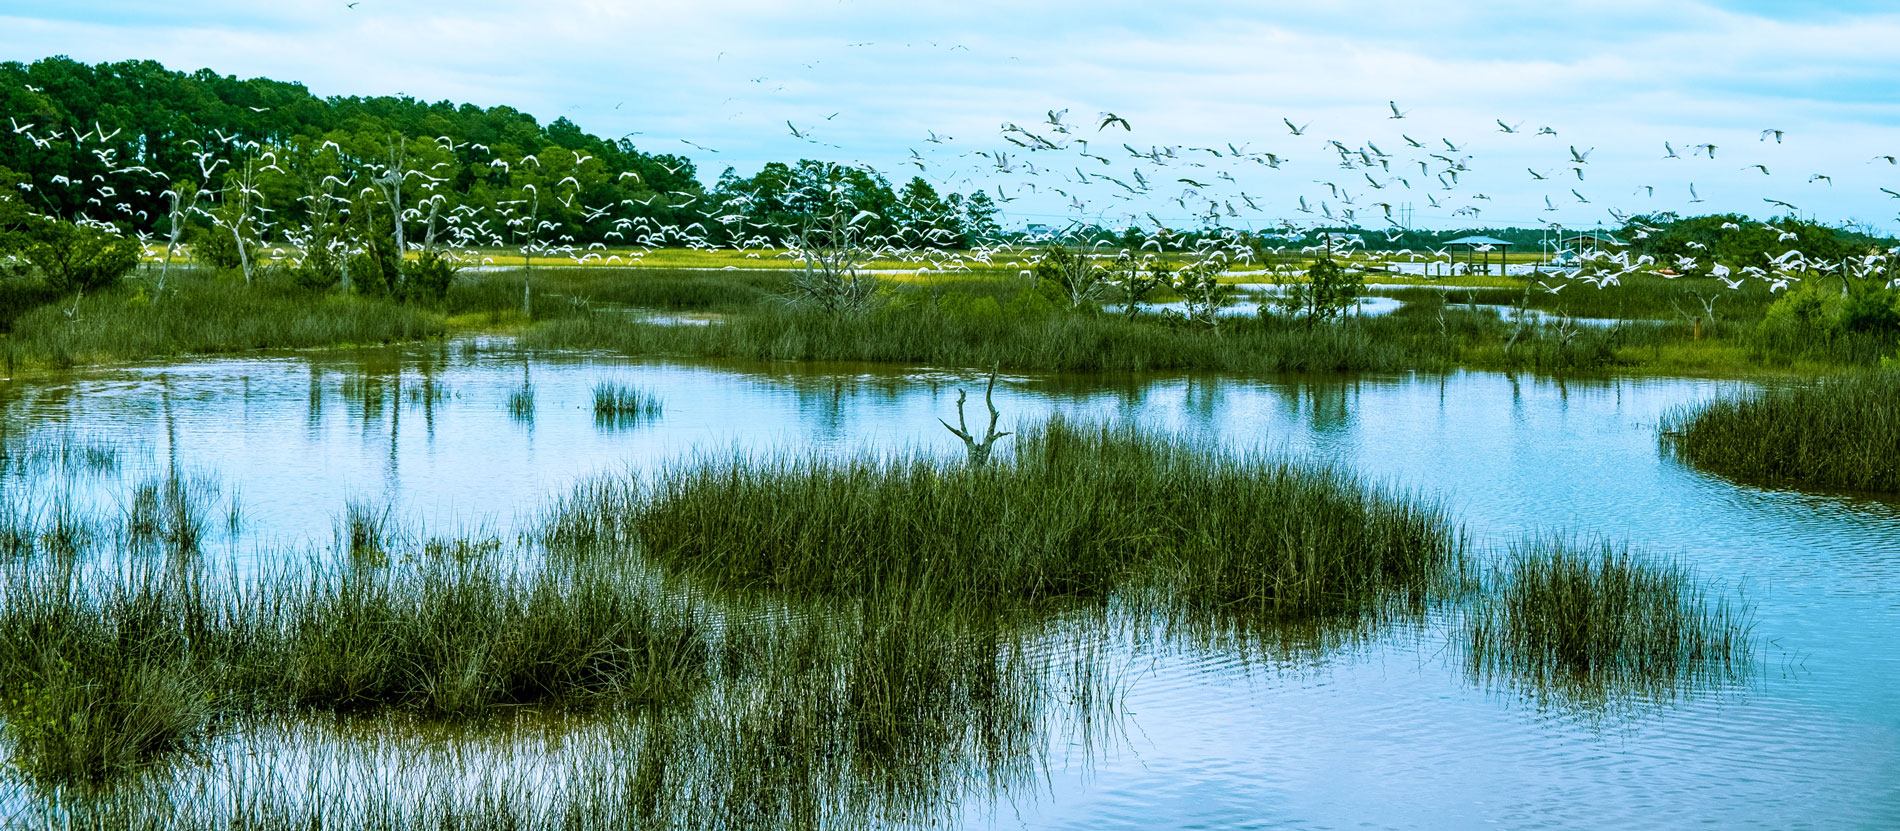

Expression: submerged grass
xmin=1464 ymin=538 xmax=1752 ymax=696
xmin=1664 ymin=371 xmax=1900 ymax=494
xmin=552 ymin=418 xmax=1464 ymax=623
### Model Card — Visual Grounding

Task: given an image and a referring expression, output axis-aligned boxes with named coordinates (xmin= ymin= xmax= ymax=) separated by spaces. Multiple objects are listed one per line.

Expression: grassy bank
xmin=1664 ymin=371 xmax=1900 ymax=493
xmin=5 ymin=262 xmax=1887 ymax=378
xmin=2 ymin=269 xmax=443 ymax=371
xmin=549 ymin=418 xmax=1465 ymax=623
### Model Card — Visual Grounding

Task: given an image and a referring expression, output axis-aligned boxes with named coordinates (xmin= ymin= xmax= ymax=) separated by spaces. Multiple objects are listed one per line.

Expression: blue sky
xmin=5 ymin=1 xmax=1899 ymax=232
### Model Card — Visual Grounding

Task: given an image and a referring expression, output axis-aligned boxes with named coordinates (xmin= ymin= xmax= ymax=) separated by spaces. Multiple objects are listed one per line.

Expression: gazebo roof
xmin=1443 ymin=235 xmax=1513 ymax=247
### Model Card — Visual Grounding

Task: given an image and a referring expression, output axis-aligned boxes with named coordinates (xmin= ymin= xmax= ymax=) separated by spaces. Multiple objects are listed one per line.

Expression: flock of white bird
xmin=6 ymin=83 xmax=1900 ymax=295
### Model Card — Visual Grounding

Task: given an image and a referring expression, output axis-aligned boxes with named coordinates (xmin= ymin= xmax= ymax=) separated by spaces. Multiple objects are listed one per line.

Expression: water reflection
xmin=0 ymin=345 xmax=1895 ymax=828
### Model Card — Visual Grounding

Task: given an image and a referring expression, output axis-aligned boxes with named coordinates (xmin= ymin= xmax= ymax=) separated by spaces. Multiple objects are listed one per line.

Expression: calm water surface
xmin=6 ymin=341 xmax=1898 ymax=829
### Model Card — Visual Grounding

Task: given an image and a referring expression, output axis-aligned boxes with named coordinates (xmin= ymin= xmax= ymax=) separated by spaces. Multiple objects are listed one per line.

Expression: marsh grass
xmin=554 ymin=418 xmax=1463 ymax=625
xmin=1 ymin=271 xmax=443 ymax=369
xmin=446 ymin=267 xmax=788 ymax=326
xmin=123 ymin=472 xmax=218 ymax=557
xmin=522 ymin=289 xmax=1658 ymax=375
xmin=0 ymin=567 xmax=220 ymax=785
xmin=0 ymin=556 xmax=719 ymax=785
xmin=1664 ymin=372 xmax=1900 ymax=493
xmin=338 ymin=499 xmax=394 ymax=564
xmin=1377 ymin=275 xmax=1781 ymax=322
xmin=507 ymin=385 xmax=536 ymax=422
xmin=0 ymin=431 xmax=126 ymax=477
xmin=0 ymin=551 xmax=1080 ymax=810
xmin=592 ymin=381 xmax=662 ymax=427
xmin=1464 ymin=538 xmax=1752 ymax=698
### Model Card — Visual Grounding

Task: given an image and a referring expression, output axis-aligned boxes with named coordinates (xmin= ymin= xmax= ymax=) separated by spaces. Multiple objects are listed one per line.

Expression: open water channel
xmin=4 ymin=339 xmax=1897 ymax=828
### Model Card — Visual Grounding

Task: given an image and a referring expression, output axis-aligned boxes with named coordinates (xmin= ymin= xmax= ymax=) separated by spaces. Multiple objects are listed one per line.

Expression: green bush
xmin=186 ymin=224 xmax=250 ymax=272
xmin=400 ymin=249 xmax=459 ymax=303
xmin=1758 ymin=280 xmax=1840 ymax=336
xmin=1278 ymin=256 xmax=1363 ymax=326
xmin=9 ymin=220 xmax=141 ymax=295
xmin=292 ymin=243 xmax=345 ymax=292
xmin=1839 ymin=288 xmax=1900 ymax=335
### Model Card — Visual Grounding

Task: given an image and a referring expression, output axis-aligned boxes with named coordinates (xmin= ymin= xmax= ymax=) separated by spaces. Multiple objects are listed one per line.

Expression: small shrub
xmin=11 ymin=220 xmax=141 ymax=294
xmin=400 ymin=249 xmax=459 ymax=303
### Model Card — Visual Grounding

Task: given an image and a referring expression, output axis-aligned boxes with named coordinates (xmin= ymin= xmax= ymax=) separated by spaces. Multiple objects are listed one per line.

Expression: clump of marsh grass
xmin=1 ymin=271 xmax=444 ymax=370
xmin=592 ymin=381 xmax=662 ymax=427
xmin=338 ymin=498 xmax=395 ymax=564
xmin=1664 ymin=372 xmax=1900 ymax=494
xmin=267 ymin=562 xmax=712 ymax=719
xmin=0 ymin=567 xmax=219 ymax=785
xmin=507 ymin=384 xmax=536 ymax=422
xmin=40 ymin=494 xmax=92 ymax=559
xmin=124 ymin=472 xmax=219 ymax=557
xmin=0 ymin=554 xmax=718 ymax=785
xmin=560 ymin=417 xmax=1462 ymax=624
xmin=1464 ymin=538 xmax=1752 ymax=695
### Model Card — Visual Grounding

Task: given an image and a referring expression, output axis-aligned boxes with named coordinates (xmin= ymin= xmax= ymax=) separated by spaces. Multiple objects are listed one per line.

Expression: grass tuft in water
xmin=0 ymin=568 xmax=218 ymax=785
xmin=557 ymin=417 xmax=1462 ymax=624
xmin=592 ymin=381 xmax=663 ymax=427
xmin=338 ymin=499 xmax=394 ymax=564
xmin=1664 ymin=371 xmax=1900 ymax=494
xmin=507 ymin=385 xmax=536 ymax=422
xmin=1464 ymin=538 xmax=1752 ymax=694
xmin=124 ymin=472 xmax=217 ymax=557
xmin=0 ymin=556 xmax=718 ymax=785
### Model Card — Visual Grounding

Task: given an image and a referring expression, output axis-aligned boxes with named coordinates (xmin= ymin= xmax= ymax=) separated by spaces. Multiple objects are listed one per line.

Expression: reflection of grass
xmin=1665 ymin=371 xmax=1900 ymax=493
xmin=1464 ymin=538 xmax=1751 ymax=700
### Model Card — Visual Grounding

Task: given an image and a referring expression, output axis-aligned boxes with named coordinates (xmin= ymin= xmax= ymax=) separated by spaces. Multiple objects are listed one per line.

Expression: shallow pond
xmin=5 ymin=342 xmax=1899 ymax=828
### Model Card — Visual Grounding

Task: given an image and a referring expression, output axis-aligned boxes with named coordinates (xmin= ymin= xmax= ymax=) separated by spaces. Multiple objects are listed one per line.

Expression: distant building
xmin=1443 ymin=235 xmax=1514 ymax=276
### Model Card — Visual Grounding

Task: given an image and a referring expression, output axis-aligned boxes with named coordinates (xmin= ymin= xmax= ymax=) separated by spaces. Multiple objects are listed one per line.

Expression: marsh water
xmin=6 ymin=340 xmax=1900 ymax=828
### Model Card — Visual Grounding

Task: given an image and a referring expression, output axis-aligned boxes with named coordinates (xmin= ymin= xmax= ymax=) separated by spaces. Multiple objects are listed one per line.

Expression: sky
xmin=5 ymin=0 xmax=1900 ymax=234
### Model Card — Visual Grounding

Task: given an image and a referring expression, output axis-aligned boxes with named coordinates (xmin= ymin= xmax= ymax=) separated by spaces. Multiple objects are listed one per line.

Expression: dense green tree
xmin=0 ymin=57 xmax=701 ymax=245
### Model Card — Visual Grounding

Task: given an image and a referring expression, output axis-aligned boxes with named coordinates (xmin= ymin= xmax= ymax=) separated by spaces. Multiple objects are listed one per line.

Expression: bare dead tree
xmin=939 ymin=368 xmax=1011 ymax=467
xmin=1671 ymin=290 xmax=1720 ymax=340
xmin=371 ymin=136 xmax=412 ymax=288
xmin=788 ymin=202 xmax=879 ymax=315
xmin=156 ymin=184 xmax=202 ymax=298
xmin=214 ymin=158 xmax=262 ymax=285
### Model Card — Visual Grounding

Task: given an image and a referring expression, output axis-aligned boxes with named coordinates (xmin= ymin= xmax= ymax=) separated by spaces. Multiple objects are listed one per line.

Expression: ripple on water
xmin=3 ymin=345 xmax=1899 ymax=828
